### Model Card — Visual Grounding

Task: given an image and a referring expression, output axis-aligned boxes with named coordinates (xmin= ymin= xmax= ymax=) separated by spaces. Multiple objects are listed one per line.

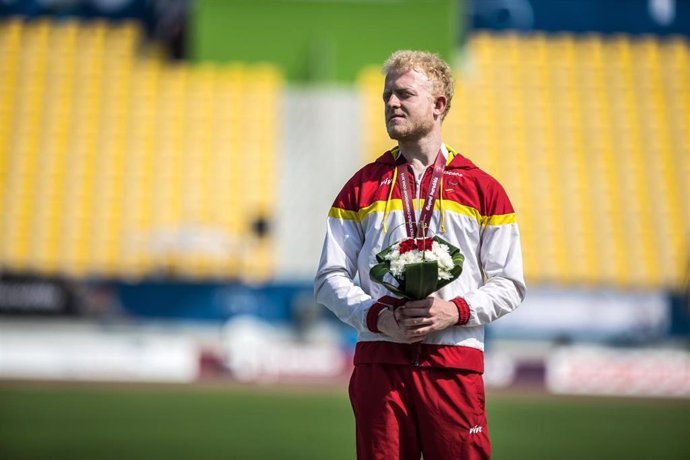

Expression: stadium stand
xmin=0 ymin=18 xmax=281 ymax=281
xmin=359 ymin=32 xmax=689 ymax=289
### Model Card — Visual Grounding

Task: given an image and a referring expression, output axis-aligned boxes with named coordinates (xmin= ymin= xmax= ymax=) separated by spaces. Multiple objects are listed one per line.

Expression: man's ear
xmin=434 ymin=96 xmax=448 ymax=119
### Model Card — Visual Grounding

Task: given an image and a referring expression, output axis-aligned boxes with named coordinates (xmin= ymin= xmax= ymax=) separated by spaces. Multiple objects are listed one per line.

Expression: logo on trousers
xmin=469 ymin=426 xmax=483 ymax=435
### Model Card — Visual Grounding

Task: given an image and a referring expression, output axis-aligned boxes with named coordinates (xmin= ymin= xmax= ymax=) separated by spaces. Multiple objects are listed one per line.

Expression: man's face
xmin=383 ymin=69 xmax=438 ymax=141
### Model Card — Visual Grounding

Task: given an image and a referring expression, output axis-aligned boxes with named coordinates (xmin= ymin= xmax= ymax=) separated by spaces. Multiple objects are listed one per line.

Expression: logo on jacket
xmin=380 ymin=177 xmax=393 ymax=186
xmin=444 ymin=171 xmax=463 ymax=177
xmin=469 ymin=426 xmax=483 ymax=435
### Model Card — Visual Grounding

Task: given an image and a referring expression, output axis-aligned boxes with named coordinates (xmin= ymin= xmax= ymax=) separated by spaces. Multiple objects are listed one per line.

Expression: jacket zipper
xmin=412 ymin=165 xmax=429 ymax=367
xmin=412 ymin=165 xmax=430 ymax=233
xmin=411 ymin=343 xmax=421 ymax=367
xmin=414 ymin=167 xmax=424 ymax=217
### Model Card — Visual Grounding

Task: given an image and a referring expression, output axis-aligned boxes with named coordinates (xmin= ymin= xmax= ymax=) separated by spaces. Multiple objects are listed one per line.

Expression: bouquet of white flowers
xmin=369 ymin=235 xmax=464 ymax=300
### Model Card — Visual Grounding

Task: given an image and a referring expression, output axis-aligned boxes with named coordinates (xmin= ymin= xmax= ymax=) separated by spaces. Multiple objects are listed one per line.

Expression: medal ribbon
xmin=396 ymin=149 xmax=446 ymax=238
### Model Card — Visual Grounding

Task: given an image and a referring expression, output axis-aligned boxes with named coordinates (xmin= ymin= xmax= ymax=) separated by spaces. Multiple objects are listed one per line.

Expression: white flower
xmin=384 ymin=239 xmax=455 ymax=281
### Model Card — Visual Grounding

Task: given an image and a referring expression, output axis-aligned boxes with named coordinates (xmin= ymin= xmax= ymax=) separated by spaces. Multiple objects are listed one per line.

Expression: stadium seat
xmin=0 ymin=18 xmax=282 ymax=282
xmin=359 ymin=32 xmax=689 ymax=289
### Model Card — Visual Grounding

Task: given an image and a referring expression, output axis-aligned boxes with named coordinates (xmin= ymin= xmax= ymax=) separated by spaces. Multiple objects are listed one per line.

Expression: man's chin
xmin=387 ymin=128 xmax=423 ymax=142
xmin=386 ymin=127 xmax=408 ymax=140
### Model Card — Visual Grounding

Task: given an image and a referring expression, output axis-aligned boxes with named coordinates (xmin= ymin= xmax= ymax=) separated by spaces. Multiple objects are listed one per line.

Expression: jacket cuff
xmin=451 ymin=297 xmax=471 ymax=325
xmin=366 ymin=296 xmax=406 ymax=333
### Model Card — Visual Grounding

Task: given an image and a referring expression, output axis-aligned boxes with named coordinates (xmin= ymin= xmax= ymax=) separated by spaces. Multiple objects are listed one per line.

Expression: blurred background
xmin=0 ymin=0 xmax=689 ymax=459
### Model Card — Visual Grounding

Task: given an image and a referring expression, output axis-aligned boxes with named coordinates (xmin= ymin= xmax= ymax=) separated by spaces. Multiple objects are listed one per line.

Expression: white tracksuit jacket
xmin=314 ymin=145 xmax=526 ymax=372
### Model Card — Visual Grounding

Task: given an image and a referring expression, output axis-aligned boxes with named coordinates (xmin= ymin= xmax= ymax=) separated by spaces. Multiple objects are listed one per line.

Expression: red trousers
xmin=348 ymin=363 xmax=491 ymax=460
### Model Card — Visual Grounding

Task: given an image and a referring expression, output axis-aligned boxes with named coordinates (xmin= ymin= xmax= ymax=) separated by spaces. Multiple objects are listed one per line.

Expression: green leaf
xmin=404 ymin=261 xmax=438 ymax=299
xmin=374 ymin=244 xmax=396 ymax=263
xmin=369 ymin=261 xmax=408 ymax=298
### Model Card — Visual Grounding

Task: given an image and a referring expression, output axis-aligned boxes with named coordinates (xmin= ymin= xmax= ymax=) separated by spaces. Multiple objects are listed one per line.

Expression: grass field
xmin=1 ymin=384 xmax=689 ymax=460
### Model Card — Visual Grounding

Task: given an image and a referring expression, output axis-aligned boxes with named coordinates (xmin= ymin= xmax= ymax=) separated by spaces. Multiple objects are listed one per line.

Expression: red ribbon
xmin=396 ymin=149 xmax=446 ymax=239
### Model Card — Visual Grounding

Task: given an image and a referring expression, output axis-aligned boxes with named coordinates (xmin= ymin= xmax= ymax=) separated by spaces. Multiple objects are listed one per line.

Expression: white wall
xmin=274 ymin=86 xmax=365 ymax=281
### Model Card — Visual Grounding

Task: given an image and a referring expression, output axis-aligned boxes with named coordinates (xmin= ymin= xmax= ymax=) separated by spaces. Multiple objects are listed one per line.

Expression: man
xmin=315 ymin=50 xmax=526 ymax=460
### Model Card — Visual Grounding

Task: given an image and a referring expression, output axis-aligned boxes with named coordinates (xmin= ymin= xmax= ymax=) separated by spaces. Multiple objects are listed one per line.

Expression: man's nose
xmin=386 ymin=94 xmax=400 ymax=107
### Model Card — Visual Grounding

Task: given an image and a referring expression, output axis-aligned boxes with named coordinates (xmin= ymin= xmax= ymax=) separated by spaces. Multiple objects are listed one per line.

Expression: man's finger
xmin=405 ymin=327 xmax=428 ymax=341
xmin=400 ymin=317 xmax=432 ymax=328
xmin=405 ymin=325 xmax=433 ymax=337
xmin=397 ymin=306 xmax=431 ymax=318
xmin=404 ymin=298 xmax=433 ymax=308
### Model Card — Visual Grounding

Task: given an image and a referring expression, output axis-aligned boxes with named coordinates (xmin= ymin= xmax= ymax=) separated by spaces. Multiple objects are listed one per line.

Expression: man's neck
xmin=398 ymin=135 xmax=443 ymax=175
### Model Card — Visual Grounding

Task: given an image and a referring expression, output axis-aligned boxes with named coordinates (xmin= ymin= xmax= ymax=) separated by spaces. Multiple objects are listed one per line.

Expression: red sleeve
xmin=451 ymin=297 xmax=471 ymax=325
xmin=366 ymin=296 xmax=407 ymax=333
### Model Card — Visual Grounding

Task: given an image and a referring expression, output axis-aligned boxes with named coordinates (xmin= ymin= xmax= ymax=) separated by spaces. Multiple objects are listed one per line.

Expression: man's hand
xmin=377 ymin=308 xmax=426 ymax=343
xmin=395 ymin=297 xmax=459 ymax=338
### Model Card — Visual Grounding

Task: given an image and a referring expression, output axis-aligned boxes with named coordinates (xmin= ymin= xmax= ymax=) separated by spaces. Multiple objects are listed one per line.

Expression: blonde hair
xmin=382 ymin=50 xmax=454 ymax=120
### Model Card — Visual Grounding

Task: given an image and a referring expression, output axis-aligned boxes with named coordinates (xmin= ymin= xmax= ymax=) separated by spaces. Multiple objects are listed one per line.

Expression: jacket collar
xmin=376 ymin=144 xmax=477 ymax=170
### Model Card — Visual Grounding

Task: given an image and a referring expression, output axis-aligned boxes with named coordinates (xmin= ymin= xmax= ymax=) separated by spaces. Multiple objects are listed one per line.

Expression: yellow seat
xmin=358 ymin=32 xmax=690 ymax=289
xmin=0 ymin=18 xmax=282 ymax=281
